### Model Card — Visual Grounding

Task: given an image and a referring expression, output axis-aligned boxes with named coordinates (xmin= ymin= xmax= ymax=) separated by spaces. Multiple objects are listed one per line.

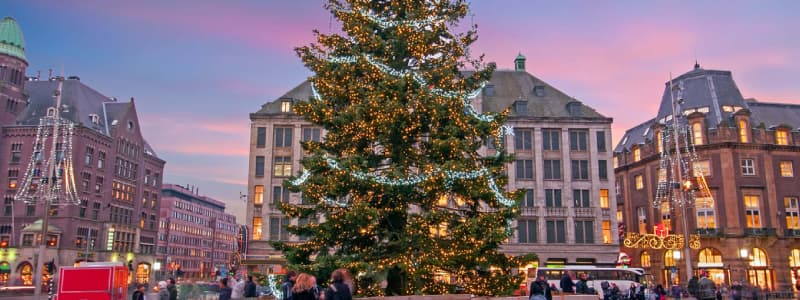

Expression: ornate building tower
xmin=0 ymin=16 xmax=29 ymax=125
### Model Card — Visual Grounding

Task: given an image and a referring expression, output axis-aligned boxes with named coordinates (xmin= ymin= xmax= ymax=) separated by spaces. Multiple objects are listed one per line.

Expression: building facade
xmin=0 ymin=16 xmax=166 ymax=286
xmin=0 ymin=17 xmax=28 ymax=126
xmin=246 ymin=55 xmax=619 ymax=273
xmin=614 ymin=64 xmax=800 ymax=291
xmin=157 ymin=184 xmax=238 ymax=280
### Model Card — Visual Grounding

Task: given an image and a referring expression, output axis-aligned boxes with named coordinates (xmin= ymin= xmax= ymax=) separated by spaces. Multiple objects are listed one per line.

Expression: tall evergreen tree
xmin=274 ymin=0 xmax=532 ymax=296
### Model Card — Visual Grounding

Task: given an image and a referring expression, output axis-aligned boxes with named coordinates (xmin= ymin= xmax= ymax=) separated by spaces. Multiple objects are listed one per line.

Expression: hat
xmin=158 ymin=281 xmax=168 ymax=289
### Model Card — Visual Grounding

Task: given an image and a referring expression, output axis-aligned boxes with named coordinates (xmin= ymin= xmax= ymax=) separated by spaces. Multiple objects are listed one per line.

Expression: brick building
xmin=614 ymin=63 xmax=800 ymax=291
xmin=245 ymin=55 xmax=619 ymax=273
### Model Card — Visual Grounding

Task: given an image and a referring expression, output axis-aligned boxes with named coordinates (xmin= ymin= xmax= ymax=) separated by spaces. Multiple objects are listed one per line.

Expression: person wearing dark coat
xmin=529 ymin=275 xmax=552 ymax=300
xmin=244 ymin=275 xmax=258 ymax=298
xmin=219 ymin=278 xmax=233 ymax=300
xmin=167 ymin=278 xmax=178 ymax=300
xmin=324 ymin=269 xmax=353 ymax=300
xmin=131 ymin=284 xmax=145 ymax=300
xmin=560 ymin=271 xmax=575 ymax=294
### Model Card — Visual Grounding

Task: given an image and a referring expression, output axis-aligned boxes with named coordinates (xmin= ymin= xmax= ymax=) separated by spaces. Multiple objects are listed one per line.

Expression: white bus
xmin=532 ymin=266 xmax=646 ymax=299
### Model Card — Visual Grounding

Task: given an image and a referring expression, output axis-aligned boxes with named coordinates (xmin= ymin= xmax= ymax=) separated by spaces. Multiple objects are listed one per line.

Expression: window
xmin=516 ymin=160 xmax=533 ymax=179
xmin=546 ymin=220 xmax=566 ymax=243
xmin=95 ymin=176 xmax=104 ymax=193
xmin=534 ymin=85 xmax=545 ymax=97
xmin=780 ymin=161 xmax=794 ymax=177
xmin=613 ymin=156 xmax=619 ymax=169
xmin=739 ymin=120 xmax=749 ymax=143
xmin=269 ymin=217 xmax=289 ymax=241
xmin=523 ymin=189 xmax=535 ymax=207
xmin=598 ymin=160 xmax=608 ymax=180
xmin=570 ymin=130 xmax=588 ymax=151
xmin=776 ymin=129 xmax=789 ymax=145
xmin=272 ymin=186 xmax=290 ymax=206
xmin=602 ymin=221 xmax=612 ymax=244
xmin=695 ymin=196 xmax=716 ymax=229
xmin=545 ymin=189 xmax=562 ymax=207
xmin=573 ymin=190 xmax=590 ymax=208
xmin=641 ymin=251 xmax=651 ymax=267
xmin=273 ymin=156 xmax=292 ymax=177
xmin=785 ymin=197 xmax=800 ymax=230
xmin=633 ymin=146 xmax=641 ymax=162
xmin=600 ymin=189 xmax=609 ymax=209
xmin=302 ymin=127 xmax=321 ymax=142
xmin=635 ymin=175 xmax=644 ymax=190
xmin=637 ymin=207 xmax=647 ymax=234
xmin=274 ymin=127 xmax=293 ymax=147
xmin=515 ymin=129 xmax=532 ymax=150
xmin=741 ymin=159 xmax=755 ymax=176
xmin=26 ymin=204 xmax=35 ymax=216
xmin=81 ymin=172 xmax=91 ymax=192
xmin=97 ymin=151 xmax=105 ymax=169
xmin=84 ymin=147 xmax=94 ymax=166
xmin=616 ymin=210 xmax=623 ymax=222
xmin=514 ymin=101 xmax=528 ymax=113
xmin=22 ymin=234 xmax=33 ymax=246
xmin=256 ymin=127 xmax=266 ymax=148
xmin=543 ymin=160 xmax=561 ymax=180
xmin=254 ymin=156 xmax=265 ymax=177
xmin=695 ymin=160 xmax=712 ymax=177
xmin=660 ymin=201 xmax=671 ymax=230
xmin=744 ymin=195 xmax=761 ymax=228
xmin=517 ymin=219 xmax=537 ymax=243
xmin=542 ymin=129 xmax=560 ymax=151
xmin=252 ymin=217 xmax=262 ymax=240
xmin=575 ymin=220 xmax=594 ymax=244
xmin=281 ymin=100 xmax=292 ymax=113
xmin=571 ymin=160 xmax=589 ymax=180
xmin=10 ymin=143 xmax=21 ymax=164
xmin=692 ymin=122 xmax=704 ymax=145
xmin=596 ymin=131 xmax=606 ymax=152
xmin=3 ymin=196 xmax=12 ymax=216
xmin=654 ymin=131 xmax=663 ymax=154
xmin=253 ymin=185 xmax=264 ymax=205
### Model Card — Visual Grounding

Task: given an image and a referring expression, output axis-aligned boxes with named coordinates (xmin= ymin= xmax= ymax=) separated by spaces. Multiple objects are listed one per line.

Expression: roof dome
xmin=0 ymin=17 xmax=26 ymax=62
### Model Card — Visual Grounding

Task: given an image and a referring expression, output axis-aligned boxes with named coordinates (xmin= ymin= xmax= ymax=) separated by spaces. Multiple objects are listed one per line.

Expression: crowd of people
xmin=278 ymin=269 xmax=354 ymax=300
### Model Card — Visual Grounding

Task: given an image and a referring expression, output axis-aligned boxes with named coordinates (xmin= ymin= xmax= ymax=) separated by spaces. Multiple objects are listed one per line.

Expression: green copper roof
xmin=515 ymin=53 xmax=526 ymax=60
xmin=0 ymin=17 xmax=26 ymax=62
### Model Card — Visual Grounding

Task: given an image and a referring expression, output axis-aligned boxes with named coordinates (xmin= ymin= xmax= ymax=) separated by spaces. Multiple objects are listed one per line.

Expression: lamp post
xmin=673 ymin=250 xmax=682 ymax=286
xmin=739 ymin=248 xmax=749 ymax=285
xmin=153 ymin=261 xmax=161 ymax=286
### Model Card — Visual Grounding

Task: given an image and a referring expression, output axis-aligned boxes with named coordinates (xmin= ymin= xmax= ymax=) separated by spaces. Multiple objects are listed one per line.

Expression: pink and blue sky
xmin=7 ymin=0 xmax=800 ymax=222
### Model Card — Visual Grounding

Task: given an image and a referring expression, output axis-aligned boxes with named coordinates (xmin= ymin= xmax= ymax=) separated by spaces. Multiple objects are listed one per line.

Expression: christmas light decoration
xmin=622 ymin=232 xmax=701 ymax=250
xmin=333 ymin=3 xmax=447 ymax=30
xmin=268 ymin=274 xmax=282 ymax=299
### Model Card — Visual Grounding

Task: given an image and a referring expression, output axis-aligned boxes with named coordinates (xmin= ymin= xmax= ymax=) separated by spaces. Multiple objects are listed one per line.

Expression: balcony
xmin=545 ymin=207 xmax=567 ymax=217
xmin=520 ymin=206 xmax=538 ymax=215
xmin=694 ymin=228 xmax=722 ymax=237
xmin=574 ymin=207 xmax=594 ymax=218
xmin=744 ymin=227 xmax=777 ymax=237
xmin=785 ymin=229 xmax=800 ymax=237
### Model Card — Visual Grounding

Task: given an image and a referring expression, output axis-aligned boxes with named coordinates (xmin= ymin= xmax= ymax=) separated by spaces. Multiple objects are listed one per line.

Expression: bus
xmin=532 ymin=266 xmax=647 ymax=299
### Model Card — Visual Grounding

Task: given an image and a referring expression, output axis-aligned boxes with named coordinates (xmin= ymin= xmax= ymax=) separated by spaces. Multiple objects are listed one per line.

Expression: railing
xmin=785 ymin=229 xmax=800 ymax=237
xmin=520 ymin=206 xmax=538 ymax=215
xmin=744 ymin=227 xmax=777 ymax=237
xmin=601 ymin=208 xmax=611 ymax=217
xmin=545 ymin=207 xmax=567 ymax=217
xmin=694 ymin=228 xmax=723 ymax=237
xmin=574 ymin=207 xmax=594 ymax=217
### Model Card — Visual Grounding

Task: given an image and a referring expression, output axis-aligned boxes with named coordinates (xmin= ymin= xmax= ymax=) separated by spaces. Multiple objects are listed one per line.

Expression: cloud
xmin=140 ymin=113 xmax=249 ymax=157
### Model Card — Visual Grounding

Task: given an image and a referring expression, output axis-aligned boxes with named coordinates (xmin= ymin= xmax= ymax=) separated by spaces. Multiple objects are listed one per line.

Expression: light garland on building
xmin=622 ymin=232 xmax=701 ymax=250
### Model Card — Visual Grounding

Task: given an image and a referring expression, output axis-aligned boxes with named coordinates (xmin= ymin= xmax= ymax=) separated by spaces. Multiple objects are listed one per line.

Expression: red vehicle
xmin=57 ymin=262 xmax=128 ymax=300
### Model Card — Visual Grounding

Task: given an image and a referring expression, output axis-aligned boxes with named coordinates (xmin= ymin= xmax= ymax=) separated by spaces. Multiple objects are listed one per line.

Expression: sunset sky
xmin=6 ymin=0 xmax=800 ymax=222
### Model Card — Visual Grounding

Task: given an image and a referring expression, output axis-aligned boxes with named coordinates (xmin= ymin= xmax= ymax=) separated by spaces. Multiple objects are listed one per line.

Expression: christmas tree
xmin=274 ymin=0 xmax=533 ymax=296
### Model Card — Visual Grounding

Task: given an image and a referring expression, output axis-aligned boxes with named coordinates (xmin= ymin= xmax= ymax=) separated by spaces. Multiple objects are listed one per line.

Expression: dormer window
xmin=281 ymin=100 xmax=292 ymax=113
xmin=127 ymin=121 xmax=135 ymax=131
xmin=738 ymin=120 xmax=750 ymax=143
xmin=692 ymin=122 xmax=704 ymax=145
xmin=514 ymin=100 xmax=528 ymax=113
xmin=534 ymin=86 xmax=546 ymax=97
xmin=633 ymin=146 xmax=641 ymax=162
xmin=566 ymin=102 xmax=582 ymax=116
xmin=776 ymin=129 xmax=790 ymax=145
xmin=46 ymin=107 xmax=56 ymax=117
xmin=89 ymin=114 xmax=99 ymax=124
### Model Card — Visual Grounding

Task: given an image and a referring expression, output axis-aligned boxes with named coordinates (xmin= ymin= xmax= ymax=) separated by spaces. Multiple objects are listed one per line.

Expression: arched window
xmin=692 ymin=122 xmax=704 ymax=145
xmin=641 ymin=251 xmax=651 ymax=268
xmin=46 ymin=107 xmax=56 ymax=117
xmin=698 ymin=248 xmax=722 ymax=264
xmin=18 ymin=262 xmax=33 ymax=285
xmin=750 ymin=248 xmax=768 ymax=267
xmin=739 ymin=120 xmax=750 ymax=143
xmin=789 ymin=249 xmax=800 ymax=267
xmin=664 ymin=250 xmax=680 ymax=267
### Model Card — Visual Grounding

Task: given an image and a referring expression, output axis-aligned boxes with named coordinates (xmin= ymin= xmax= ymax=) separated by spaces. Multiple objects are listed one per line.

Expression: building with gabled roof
xmin=614 ymin=63 xmax=800 ymax=291
xmin=244 ymin=54 xmax=619 ymax=276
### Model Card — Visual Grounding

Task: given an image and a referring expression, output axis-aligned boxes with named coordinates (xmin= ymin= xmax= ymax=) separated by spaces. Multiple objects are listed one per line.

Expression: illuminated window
xmin=429 ymin=222 xmax=449 ymax=237
xmin=616 ymin=210 xmax=623 ymax=222
xmin=602 ymin=220 xmax=612 ymax=244
xmin=664 ymin=250 xmax=679 ymax=267
xmin=692 ymin=122 xmax=704 ymax=145
xmin=785 ymin=197 xmax=800 ymax=230
xmin=780 ymin=161 xmax=794 ymax=177
xmin=273 ymin=156 xmax=292 ymax=177
xmin=252 ymin=217 xmax=262 ymax=240
xmin=695 ymin=160 xmax=712 ymax=177
xmin=741 ymin=159 xmax=755 ymax=175
xmin=750 ymin=248 xmax=768 ymax=267
xmin=655 ymin=130 xmax=662 ymax=153
xmin=776 ymin=129 xmax=789 ymax=145
xmin=660 ymin=201 xmax=671 ymax=230
xmin=613 ymin=157 xmax=619 ymax=169
xmin=633 ymin=146 xmax=641 ymax=162
xmin=599 ymin=189 xmax=609 ymax=209
xmin=744 ymin=195 xmax=761 ymax=228
xmin=790 ymin=249 xmax=800 ymax=268
xmin=253 ymin=185 xmax=264 ymax=205
xmin=695 ymin=196 xmax=716 ymax=229
xmin=640 ymin=251 xmax=651 ymax=267
xmin=637 ymin=207 xmax=647 ymax=234
xmin=281 ymin=100 xmax=292 ymax=113
xmin=739 ymin=120 xmax=749 ymax=143
xmin=635 ymin=175 xmax=644 ymax=190
xmin=698 ymin=248 xmax=722 ymax=264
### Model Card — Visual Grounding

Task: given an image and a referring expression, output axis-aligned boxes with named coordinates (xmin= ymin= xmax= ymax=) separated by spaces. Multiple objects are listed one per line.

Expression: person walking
xmin=697 ymin=271 xmax=716 ymax=300
xmin=219 ymin=278 xmax=233 ymax=300
xmin=281 ymin=270 xmax=298 ymax=300
xmin=157 ymin=281 xmax=170 ymax=300
xmin=232 ymin=275 xmax=246 ymax=299
xmin=244 ymin=275 xmax=258 ymax=299
xmin=529 ymin=275 xmax=551 ymax=300
xmin=560 ymin=271 xmax=575 ymax=294
xmin=730 ymin=281 xmax=743 ymax=300
xmin=131 ymin=284 xmax=145 ymax=300
xmin=325 ymin=269 xmax=353 ymax=300
xmin=575 ymin=273 xmax=590 ymax=294
xmin=167 ymin=278 xmax=178 ymax=300
xmin=292 ymin=273 xmax=318 ymax=300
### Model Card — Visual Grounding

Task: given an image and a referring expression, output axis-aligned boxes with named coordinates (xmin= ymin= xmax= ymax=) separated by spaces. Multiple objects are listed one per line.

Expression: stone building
xmin=156 ymin=184 xmax=238 ymax=280
xmin=614 ymin=63 xmax=800 ymax=291
xmin=245 ymin=54 xmax=618 ymax=274
xmin=0 ymin=16 xmax=165 ymax=286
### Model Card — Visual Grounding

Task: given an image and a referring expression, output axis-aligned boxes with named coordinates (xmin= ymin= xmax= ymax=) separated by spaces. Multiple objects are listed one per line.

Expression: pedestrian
xmin=575 ymin=273 xmax=589 ymax=294
xmin=334 ymin=268 xmax=354 ymax=296
xmin=292 ymin=273 xmax=318 ymax=300
xmin=281 ymin=270 xmax=298 ymax=300
xmin=232 ymin=274 xmax=246 ymax=299
xmin=529 ymin=274 xmax=550 ymax=300
xmin=157 ymin=281 xmax=170 ymax=300
xmin=167 ymin=278 xmax=178 ymax=300
xmin=698 ymin=271 xmax=716 ymax=300
xmin=609 ymin=283 xmax=621 ymax=300
xmin=131 ymin=284 xmax=145 ymax=300
xmin=325 ymin=269 xmax=353 ymax=300
xmin=628 ymin=284 xmax=637 ymax=300
xmin=244 ymin=275 xmax=258 ymax=298
xmin=560 ymin=271 xmax=575 ymax=294
xmin=219 ymin=278 xmax=233 ymax=300
xmin=730 ymin=281 xmax=743 ymax=300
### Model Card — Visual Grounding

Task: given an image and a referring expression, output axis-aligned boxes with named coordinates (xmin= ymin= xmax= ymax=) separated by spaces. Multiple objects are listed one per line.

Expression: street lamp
xmin=739 ymin=248 xmax=749 ymax=285
xmin=153 ymin=262 xmax=161 ymax=285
